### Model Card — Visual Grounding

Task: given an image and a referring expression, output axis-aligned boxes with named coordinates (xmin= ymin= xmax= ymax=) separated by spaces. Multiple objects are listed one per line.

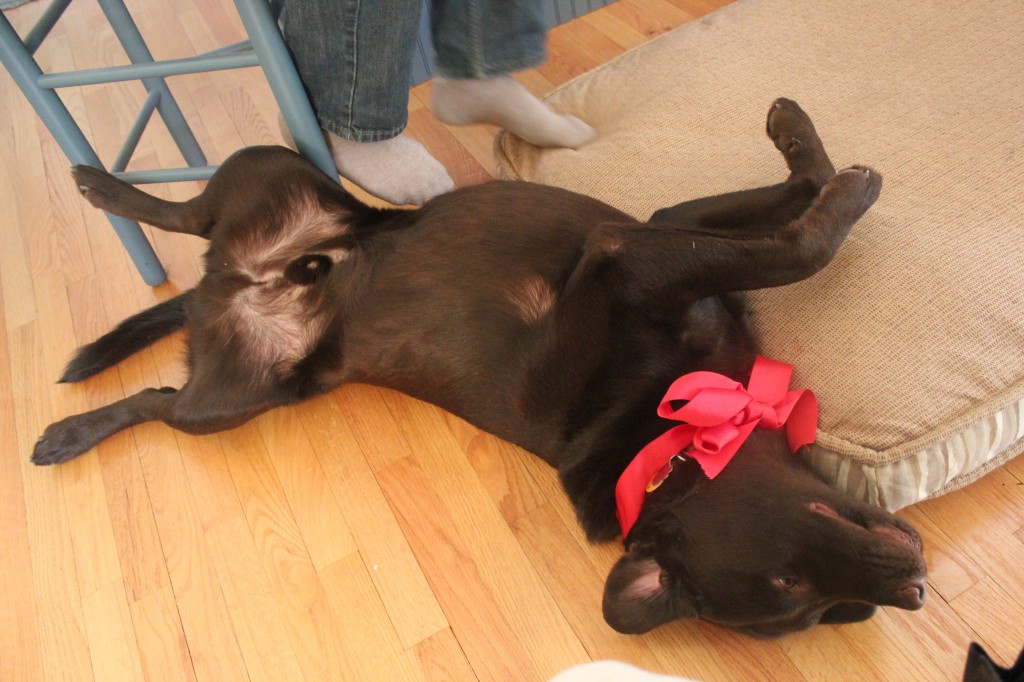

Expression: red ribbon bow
xmin=615 ymin=356 xmax=818 ymax=537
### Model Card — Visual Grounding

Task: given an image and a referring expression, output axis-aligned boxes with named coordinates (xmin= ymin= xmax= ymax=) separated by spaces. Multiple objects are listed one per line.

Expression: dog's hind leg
xmin=31 ymin=381 xmax=277 ymax=465
xmin=593 ymin=164 xmax=881 ymax=303
xmin=71 ymin=165 xmax=215 ymax=236
xmin=650 ymin=99 xmax=837 ymax=234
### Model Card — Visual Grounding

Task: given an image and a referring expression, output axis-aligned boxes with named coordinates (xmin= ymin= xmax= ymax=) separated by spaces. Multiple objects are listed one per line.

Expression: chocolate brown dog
xmin=33 ymin=99 xmax=926 ymax=637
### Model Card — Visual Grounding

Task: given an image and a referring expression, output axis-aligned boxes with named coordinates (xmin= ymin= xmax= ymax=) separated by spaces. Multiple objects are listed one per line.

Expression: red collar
xmin=614 ymin=356 xmax=818 ymax=537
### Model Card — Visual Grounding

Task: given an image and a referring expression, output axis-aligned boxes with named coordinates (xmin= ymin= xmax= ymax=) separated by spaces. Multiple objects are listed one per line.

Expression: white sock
xmin=278 ymin=113 xmax=453 ymax=206
xmin=326 ymin=132 xmax=454 ymax=206
xmin=431 ymin=75 xmax=596 ymax=149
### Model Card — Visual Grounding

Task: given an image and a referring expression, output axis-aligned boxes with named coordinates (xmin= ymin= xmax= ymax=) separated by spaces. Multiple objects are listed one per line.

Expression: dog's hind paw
xmin=71 ymin=164 xmax=133 ymax=212
xmin=823 ymin=165 xmax=883 ymax=216
xmin=766 ymin=98 xmax=835 ymax=188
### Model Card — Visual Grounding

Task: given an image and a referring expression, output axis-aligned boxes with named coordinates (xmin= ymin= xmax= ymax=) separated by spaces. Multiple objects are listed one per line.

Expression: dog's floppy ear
xmin=602 ymin=547 xmax=696 ymax=634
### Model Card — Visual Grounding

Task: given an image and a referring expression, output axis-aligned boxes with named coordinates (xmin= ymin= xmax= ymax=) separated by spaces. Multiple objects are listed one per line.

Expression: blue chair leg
xmin=233 ymin=0 xmax=339 ymax=181
xmin=0 ymin=13 xmax=167 ymax=286
xmin=96 ymin=0 xmax=207 ymax=169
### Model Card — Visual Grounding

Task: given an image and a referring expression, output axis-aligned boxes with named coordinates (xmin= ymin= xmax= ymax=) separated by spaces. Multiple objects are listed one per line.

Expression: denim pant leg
xmin=283 ymin=0 xmax=421 ymax=142
xmin=431 ymin=0 xmax=547 ymax=79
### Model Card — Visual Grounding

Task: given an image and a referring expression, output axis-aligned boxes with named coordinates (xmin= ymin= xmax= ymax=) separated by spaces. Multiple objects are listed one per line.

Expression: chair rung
xmin=24 ymin=0 xmax=73 ymax=55
xmin=111 ymin=89 xmax=162 ymax=173
xmin=113 ymin=166 xmax=218 ymax=185
xmin=37 ymin=50 xmax=259 ymax=89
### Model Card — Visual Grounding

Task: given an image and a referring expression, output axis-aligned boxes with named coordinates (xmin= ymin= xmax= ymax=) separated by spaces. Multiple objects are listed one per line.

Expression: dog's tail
xmin=60 ymin=292 xmax=191 ymax=383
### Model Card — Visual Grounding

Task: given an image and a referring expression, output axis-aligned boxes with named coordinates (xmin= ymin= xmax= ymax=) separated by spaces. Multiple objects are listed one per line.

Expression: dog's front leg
xmin=31 ymin=383 xmax=270 ymax=465
xmin=32 ymin=387 xmax=181 ymax=464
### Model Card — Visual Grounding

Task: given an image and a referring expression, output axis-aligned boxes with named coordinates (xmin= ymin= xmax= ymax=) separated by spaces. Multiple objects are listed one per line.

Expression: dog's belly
xmin=343 ymin=284 xmax=755 ymax=463
xmin=342 ymin=281 xmax=565 ymax=455
xmin=335 ymin=182 xmax=756 ymax=460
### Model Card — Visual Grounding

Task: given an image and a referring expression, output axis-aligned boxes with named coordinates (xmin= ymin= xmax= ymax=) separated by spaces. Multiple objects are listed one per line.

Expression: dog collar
xmin=614 ymin=356 xmax=818 ymax=537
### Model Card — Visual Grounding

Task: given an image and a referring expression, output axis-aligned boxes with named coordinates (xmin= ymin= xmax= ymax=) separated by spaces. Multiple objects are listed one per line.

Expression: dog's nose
xmin=893 ymin=578 xmax=926 ymax=610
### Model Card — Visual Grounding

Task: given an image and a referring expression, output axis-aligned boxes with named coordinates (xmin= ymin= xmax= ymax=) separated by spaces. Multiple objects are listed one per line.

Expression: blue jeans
xmin=283 ymin=0 xmax=547 ymax=142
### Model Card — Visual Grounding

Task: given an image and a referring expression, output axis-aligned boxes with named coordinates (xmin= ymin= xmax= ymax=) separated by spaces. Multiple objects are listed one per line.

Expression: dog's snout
xmin=870 ymin=522 xmax=923 ymax=553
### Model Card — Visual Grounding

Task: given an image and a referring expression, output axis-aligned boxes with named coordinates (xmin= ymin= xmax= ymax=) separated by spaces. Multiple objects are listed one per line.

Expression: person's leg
xmin=282 ymin=0 xmax=452 ymax=205
xmin=429 ymin=0 xmax=596 ymax=148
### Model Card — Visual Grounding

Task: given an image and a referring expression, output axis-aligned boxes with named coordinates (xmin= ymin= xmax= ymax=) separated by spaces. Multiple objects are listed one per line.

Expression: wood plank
xmin=615 ymin=0 xmax=693 ymax=36
xmin=298 ymin=391 xmax=449 ymax=649
xmin=539 ymin=20 xmax=627 ymax=86
xmin=832 ymin=616 xmax=944 ymax=682
xmin=780 ymin=625 xmax=887 ymax=682
xmin=128 ymin=587 xmax=198 ymax=682
xmin=131 ymin=423 xmax=251 ymax=682
xmin=118 ymin=349 xmax=249 ymax=682
xmin=444 ymin=413 xmax=548 ymax=525
xmin=59 ymin=276 xmax=130 ymax=598
xmin=256 ymin=406 xmax=356 ymax=569
xmin=512 ymin=503 xmax=662 ymax=670
xmin=0 ymin=291 xmax=46 ymax=681
xmin=950 ymin=578 xmax=1024 ymax=668
xmin=41 ymin=20 xmax=97 ymax=286
xmin=376 ymin=455 xmax=548 ymax=681
xmin=381 ymin=395 xmax=591 ymax=680
xmin=218 ymin=421 xmax=353 ymax=682
xmin=319 ymin=552 xmax=424 ymax=681
xmin=581 ymin=6 xmax=651 ymax=50
xmin=0 ymin=134 xmax=38 ymax=331
xmin=875 ymin=594 xmax=985 ymax=681
xmin=207 ymin=516 xmax=307 ymax=682
xmin=331 ymin=383 xmax=418 ymax=472
xmin=899 ymin=504 xmax=984 ymax=603
xmin=412 ymin=628 xmax=478 ymax=682
xmin=918 ymin=486 xmax=1024 ymax=611
xmin=80 ymin=581 xmax=146 ymax=682
xmin=10 ymin=322 xmax=94 ymax=682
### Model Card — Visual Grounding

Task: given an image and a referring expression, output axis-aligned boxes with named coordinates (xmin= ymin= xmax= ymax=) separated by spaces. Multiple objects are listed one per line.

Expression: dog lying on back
xmin=34 ymin=99 xmax=925 ymax=638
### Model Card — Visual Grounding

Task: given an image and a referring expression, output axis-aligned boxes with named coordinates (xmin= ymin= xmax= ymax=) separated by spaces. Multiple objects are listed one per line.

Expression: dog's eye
xmin=285 ymin=254 xmax=333 ymax=285
xmin=772 ymin=576 xmax=800 ymax=591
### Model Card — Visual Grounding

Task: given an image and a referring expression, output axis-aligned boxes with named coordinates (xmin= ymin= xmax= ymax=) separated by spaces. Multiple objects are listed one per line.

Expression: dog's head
xmin=603 ymin=430 xmax=926 ymax=637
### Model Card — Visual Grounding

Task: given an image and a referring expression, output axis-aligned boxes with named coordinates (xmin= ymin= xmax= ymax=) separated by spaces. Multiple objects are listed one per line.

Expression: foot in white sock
xmin=431 ymin=75 xmax=596 ymax=149
xmin=326 ymin=132 xmax=454 ymax=206
xmin=277 ymin=113 xmax=453 ymax=205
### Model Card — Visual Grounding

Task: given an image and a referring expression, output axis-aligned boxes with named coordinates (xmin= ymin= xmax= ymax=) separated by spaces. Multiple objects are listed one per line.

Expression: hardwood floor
xmin=2 ymin=0 xmax=1023 ymax=680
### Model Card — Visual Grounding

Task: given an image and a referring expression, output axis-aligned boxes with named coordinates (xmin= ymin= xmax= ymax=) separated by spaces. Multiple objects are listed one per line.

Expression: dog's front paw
xmin=766 ymin=98 xmax=835 ymax=187
xmin=31 ymin=417 xmax=93 ymax=465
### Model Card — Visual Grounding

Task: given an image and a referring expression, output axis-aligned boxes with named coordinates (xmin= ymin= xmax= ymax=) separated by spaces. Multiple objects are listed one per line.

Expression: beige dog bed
xmin=496 ymin=0 xmax=1024 ymax=509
